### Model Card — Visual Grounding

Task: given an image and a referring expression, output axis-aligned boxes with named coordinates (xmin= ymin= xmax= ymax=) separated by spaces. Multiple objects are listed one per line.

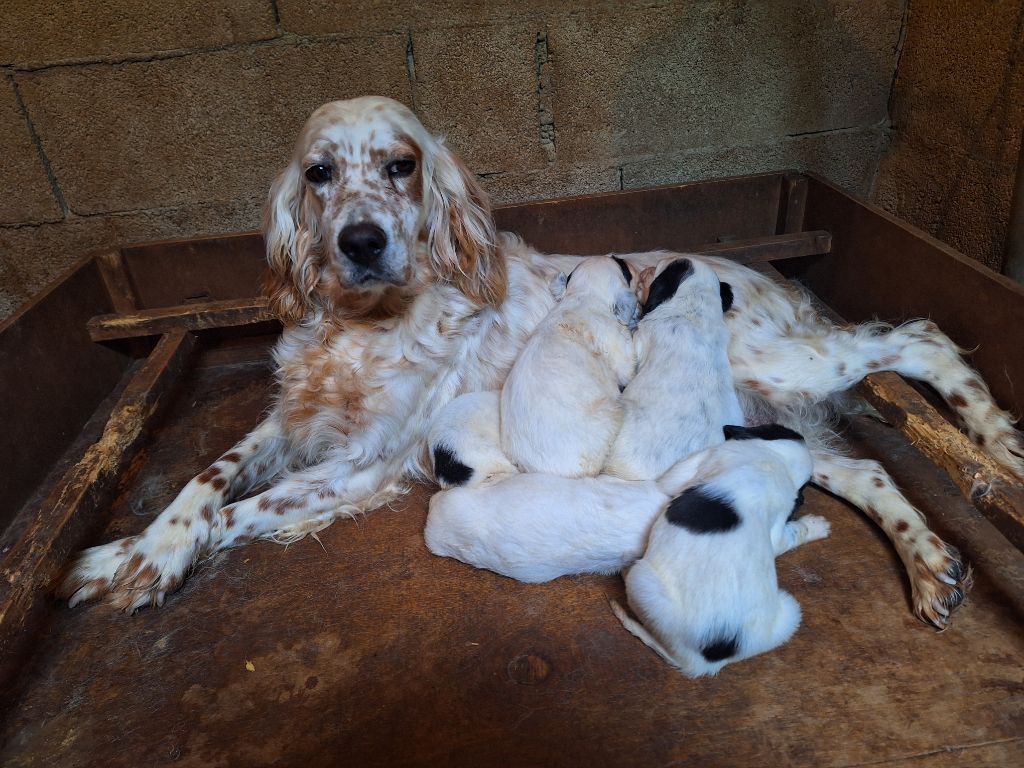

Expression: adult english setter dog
xmin=59 ymin=96 xmax=1022 ymax=628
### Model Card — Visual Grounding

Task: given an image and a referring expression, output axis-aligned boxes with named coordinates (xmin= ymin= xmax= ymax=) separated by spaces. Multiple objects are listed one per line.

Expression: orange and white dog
xmin=59 ymin=96 xmax=1011 ymax=626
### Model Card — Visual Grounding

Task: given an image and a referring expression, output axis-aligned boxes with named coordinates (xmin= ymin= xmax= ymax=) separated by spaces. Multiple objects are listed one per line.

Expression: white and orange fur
xmin=58 ymin=96 xmax=1016 ymax=627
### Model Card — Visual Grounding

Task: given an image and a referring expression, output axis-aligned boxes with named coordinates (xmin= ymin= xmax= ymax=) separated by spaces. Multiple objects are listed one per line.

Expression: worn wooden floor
xmin=2 ymin=343 xmax=1022 ymax=767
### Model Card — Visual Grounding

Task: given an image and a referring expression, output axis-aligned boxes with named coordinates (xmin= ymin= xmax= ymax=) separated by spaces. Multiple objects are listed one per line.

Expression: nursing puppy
xmin=500 ymin=256 xmax=639 ymax=477
xmin=605 ymin=257 xmax=742 ymax=481
xmin=424 ymin=452 xmax=713 ymax=583
xmin=612 ymin=424 xmax=829 ymax=677
xmin=427 ymin=391 xmax=516 ymax=489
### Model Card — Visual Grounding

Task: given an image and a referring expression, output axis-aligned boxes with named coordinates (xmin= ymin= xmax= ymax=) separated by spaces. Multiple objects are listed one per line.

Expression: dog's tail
xmin=610 ymin=600 xmax=682 ymax=668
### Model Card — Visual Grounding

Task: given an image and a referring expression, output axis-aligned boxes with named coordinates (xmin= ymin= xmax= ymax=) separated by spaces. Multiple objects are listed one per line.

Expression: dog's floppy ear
xmin=263 ymin=162 xmax=323 ymax=324
xmin=424 ymin=144 xmax=506 ymax=307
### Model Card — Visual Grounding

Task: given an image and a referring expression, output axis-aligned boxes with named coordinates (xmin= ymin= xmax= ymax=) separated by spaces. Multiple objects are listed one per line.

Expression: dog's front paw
xmin=910 ymin=538 xmax=972 ymax=629
xmin=59 ymin=524 xmax=203 ymax=613
xmin=57 ymin=535 xmax=140 ymax=608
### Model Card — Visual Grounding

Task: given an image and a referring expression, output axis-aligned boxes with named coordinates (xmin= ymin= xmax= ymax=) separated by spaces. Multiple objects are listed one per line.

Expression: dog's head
xmin=264 ymin=96 xmax=506 ymax=323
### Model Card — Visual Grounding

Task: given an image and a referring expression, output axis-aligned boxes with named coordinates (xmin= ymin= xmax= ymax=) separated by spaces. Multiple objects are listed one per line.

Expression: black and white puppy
xmin=612 ymin=424 xmax=829 ymax=677
xmin=500 ymin=256 xmax=639 ymax=478
xmin=604 ymin=256 xmax=742 ymax=480
xmin=427 ymin=391 xmax=516 ymax=489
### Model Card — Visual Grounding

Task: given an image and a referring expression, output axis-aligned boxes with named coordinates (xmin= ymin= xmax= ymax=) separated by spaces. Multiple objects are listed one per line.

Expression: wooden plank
xmin=692 ymin=229 xmax=830 ymax=264
xmin=85 ymin=232 xmax=829 ymax=343
xmin=860 ymin=373 xmax=1024 ymax=550
xmin=94 ymin=250 xmax=140 ymax=314
xmin=799 ymin=173 xmax=1024 ymax=417
xmin=88 ymin=297 xmax=274 ymax=342
xmin=0 ymin=331 xmax=195 ymax=684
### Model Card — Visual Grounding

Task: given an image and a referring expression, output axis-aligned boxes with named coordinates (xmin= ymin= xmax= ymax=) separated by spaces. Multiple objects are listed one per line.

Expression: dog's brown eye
xmin=305 ymin=164 xmax=332 ymax=184
xmin=386 ymin=158 xmax=416 ymax=178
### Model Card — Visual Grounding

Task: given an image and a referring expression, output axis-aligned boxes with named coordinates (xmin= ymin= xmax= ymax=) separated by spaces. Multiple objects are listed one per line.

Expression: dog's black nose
xmin=338 ymin=222 xmax=387 ymax=266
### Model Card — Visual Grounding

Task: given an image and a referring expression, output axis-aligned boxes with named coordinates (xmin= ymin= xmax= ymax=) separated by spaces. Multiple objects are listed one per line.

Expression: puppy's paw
xmin=799 ymin=514 xmax=831 ymax=542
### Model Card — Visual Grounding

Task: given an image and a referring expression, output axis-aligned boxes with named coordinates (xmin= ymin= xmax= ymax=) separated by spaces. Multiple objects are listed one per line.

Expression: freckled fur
xmin=59 ymin=97 xmax=1008 ymax=625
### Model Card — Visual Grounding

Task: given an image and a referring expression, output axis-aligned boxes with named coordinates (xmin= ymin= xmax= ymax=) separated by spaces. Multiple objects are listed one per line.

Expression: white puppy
xmin=500 ymin=256 xmax=639 ymax=478
xmin=612 ymin=423 xmax=829 ymax=677
xmin=424 ymin=455 xmax=707 ymax=583
xmin=427 ymin=391 xmax=516 ymax=489
xmin=604 ymin=256 xmax=742 ymax=481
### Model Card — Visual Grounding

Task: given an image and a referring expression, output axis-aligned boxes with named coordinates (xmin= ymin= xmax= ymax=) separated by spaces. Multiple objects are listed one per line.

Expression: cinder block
xmin=1 ymin=195 xmax=264 ymax=314
xmin=622 ymin=128 xmax=888 ymax=198
xmin=18 ymin=38 xmax=412 ymax=215
xmin=482 ymin=162 xmax=620 ymax=206
xmin=875 ymin=0 xmax=1023 ymax=270
xmin=1 ymin=0 xmax=277 ymax=68
xmin=0 ymin=81 xmax=61 ymax=225
xmin=550 ymin=1 xmax=902 ymax=165
xmin=413 ymin=22 xmax=550 ymax=173
xmin=277 ymin=0 xmax=615 ymax=36
xmin=876 ymin=137 xmax=1013 ymax=273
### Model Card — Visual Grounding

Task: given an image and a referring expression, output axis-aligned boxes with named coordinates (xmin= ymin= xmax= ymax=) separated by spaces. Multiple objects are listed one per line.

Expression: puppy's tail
xmin=610 ymin=600 xmax=682 ymax=669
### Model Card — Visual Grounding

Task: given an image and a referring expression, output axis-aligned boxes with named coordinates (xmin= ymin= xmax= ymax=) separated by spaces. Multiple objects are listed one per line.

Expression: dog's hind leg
xmin=811 ymin=450 xmax=971 ymax=629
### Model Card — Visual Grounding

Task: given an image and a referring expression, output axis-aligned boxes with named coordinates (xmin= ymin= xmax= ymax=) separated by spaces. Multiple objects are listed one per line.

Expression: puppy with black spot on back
xmin=612 ymin=423 xmax=830 ymax=677
xmin=500 ymin=255 xmax=640 ymax=478
xmin=427 ymin=390 xmax=516 ymax=489
xmin=604 ymin=256 xmax=742 ymax=481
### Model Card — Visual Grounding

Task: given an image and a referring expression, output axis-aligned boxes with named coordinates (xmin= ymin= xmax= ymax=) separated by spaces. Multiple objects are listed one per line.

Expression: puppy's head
xmin=562 ymin=256 xmax=639 ymax=327
xmin=723 ymin=423 xmax=813 ymax=487
xmin=640 ymin=257 xmax=732 ymax=318
xmin=264 ymin=96 xmax=505 ymax=323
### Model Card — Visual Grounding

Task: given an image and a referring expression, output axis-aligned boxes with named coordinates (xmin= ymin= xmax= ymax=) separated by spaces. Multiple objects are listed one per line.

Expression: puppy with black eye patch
xmin=612 ymin=423 xmax=830 ymax=677
xmin=427 ymin=391 xmax=516 ymax=489
xmin=500 ymin=255 xmax=639 ymax=478
xmin=604 ymin=256 xmax=742 ymax=481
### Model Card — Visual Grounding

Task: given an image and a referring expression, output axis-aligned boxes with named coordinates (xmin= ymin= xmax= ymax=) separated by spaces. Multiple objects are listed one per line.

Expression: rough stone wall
xmin=0 ymin=0 xmax=905 ymax=320
xmin=875 ymin=1 xmax=1024 ymax=273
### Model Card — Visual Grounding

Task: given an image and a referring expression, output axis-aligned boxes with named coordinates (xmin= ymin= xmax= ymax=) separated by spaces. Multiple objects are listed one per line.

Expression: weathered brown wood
xmin=0 ymin=258 xmax=129 ymax=532
xmin=860 ymin=372 xmax=1024 ymax=550
xmin=88 ymin=297 xmax=274 ymax=342
xmin=691 ymin=229 xmax=830 ymax=263
xmin=797 ymin=173 xmax=1024 ymax=418
xmin=775 ymin=172 xmax=809 ymax=235
xmin=0 ymin=331 xmax=195 ymax=685
xmin=94 ymin=250 xmax=140 ymax=314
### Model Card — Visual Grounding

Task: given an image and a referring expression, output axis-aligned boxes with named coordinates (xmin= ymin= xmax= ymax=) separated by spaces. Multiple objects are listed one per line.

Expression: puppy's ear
xmin=642 ymin=258 xmax=693 ymax=316
xmin=263 ymin=162 xmax=322 ymax=324
xmin=720 ymin=281 xmax=734 ymax=313
xmin=424 ymin=144 xmax=506 ymax=307
xmin=614 ymin=292 xmax=640 ymax=329
xmin=611 ymin=256 xmax=632 ymax=285
xmin=549 ymin=271 xmax=568 ymax=299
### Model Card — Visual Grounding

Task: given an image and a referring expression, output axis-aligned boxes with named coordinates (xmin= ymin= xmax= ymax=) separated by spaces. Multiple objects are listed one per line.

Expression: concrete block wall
xmin=1 ymin=0 xmax=907 ymax=320
xmin=875 ymin=0 xmax=1024 ymax=273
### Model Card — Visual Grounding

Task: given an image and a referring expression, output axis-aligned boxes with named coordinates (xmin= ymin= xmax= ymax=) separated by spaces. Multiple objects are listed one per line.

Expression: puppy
xmin=612 ymin=424 xmax=829 ymax=677
xmin=427 ymin=391 xmax=516 ymax=489
xmin=500 ymin=256 xmax=639 ymax=478
xmin=424 ymin=451 xmax=713 ymax=583
xmin=604 ymin=257 xmax=742 ymax=481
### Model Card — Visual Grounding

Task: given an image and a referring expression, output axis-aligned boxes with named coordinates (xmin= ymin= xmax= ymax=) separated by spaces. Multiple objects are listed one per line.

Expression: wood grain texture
xmin=0 ymin=331 xmax=195 ymax=686
xmin=88 ymin=297 xmax=274 ymax=342
xmin=0 ymin=350 xmax=1021 ymax=768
